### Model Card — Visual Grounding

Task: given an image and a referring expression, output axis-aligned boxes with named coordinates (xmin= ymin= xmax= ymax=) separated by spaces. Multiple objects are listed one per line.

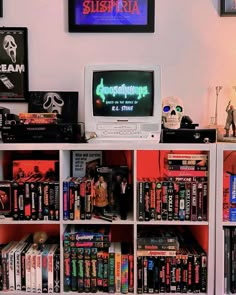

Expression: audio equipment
xmin=2 ymin=123 xmax=86 ymax=143
xmin=161 ymin=128 xmax=217 ymax=143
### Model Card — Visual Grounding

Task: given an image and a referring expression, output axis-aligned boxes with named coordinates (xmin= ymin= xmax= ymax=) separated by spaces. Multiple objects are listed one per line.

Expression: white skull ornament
xmin=162 ymin=96 xmax=184 ymax=129
xmin=3 ymin=35 xmax=17 ymax=63
xmin=43 ymin=92 xmax=64 ymax=114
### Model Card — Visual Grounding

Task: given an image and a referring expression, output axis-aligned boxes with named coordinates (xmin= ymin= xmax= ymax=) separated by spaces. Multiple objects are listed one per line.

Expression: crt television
xmin=84 ymin=64 xmax=161 ymax=140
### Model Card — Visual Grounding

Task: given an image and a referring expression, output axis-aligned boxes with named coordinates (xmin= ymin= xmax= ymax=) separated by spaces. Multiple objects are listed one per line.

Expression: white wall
xmin=0 ymin=0 xmax=236 ymax=127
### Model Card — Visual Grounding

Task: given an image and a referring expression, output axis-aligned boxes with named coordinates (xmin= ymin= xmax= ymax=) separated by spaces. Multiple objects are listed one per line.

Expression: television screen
xmin=92 ymin=70 xmax=154 ymax=117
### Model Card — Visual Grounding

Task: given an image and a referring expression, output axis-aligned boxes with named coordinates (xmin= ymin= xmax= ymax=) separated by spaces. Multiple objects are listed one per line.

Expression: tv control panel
xmin=88 ymin=122 xmax=160 ymax=140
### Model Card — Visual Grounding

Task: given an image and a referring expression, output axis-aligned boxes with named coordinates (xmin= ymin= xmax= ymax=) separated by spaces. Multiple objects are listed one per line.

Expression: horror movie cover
xmin=0 ymin=27 xmax=28 ymax=101
xmin=28 ymin=91 xmax=79 ymax=123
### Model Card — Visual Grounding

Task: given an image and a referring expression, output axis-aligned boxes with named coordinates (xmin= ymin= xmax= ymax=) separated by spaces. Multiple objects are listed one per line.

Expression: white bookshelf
xmin=215 ymin=143 xmax=236 ymax=295
xmin=0 ymin=141 xmax=216 ymax=294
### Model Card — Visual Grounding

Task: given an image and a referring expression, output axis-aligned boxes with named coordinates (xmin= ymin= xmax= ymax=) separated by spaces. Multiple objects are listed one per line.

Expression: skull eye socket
xmin=163 ymin=106 xmax=170 ymax=112
xmin=44 ymin=97 xmax=52 ymax=108
xmin=176 ymin=105 xmax=183 ymax=112
xmin=54 ymin=96 xmax=63 ymax=105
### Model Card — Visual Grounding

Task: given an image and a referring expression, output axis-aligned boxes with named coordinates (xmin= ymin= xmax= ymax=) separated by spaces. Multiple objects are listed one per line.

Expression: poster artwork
xmin=71 ymin=151 xmax=103 ymax=178
xmin=0 ymin=27 xmax=28 ymax=101
xmin=28 ymin=91 xmax=79 ymax=123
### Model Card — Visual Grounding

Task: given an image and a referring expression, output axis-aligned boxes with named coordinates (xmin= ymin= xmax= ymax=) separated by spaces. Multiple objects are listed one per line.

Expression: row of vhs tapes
xmin=0 ymin=180 xmax=60 ymax=221
xmin=137 ymin=179 xmax=208 ymax=222
xmin=63 ymin=241 xmax=134 ymax=293
xmin=0 ymin=234 xmax=60 ymax=293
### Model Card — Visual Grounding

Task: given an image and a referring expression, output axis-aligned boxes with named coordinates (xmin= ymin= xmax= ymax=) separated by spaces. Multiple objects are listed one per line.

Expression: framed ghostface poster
xmin=0 ymin=27 xmax=28 ymax=102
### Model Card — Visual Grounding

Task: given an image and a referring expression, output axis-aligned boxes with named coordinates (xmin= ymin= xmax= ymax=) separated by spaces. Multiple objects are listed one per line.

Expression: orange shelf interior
xmin=137 ymin=150 xmax=209 ymax=252
xmin=0 ymin=224 xmax=59 ymax=244
xmin=0 ymin=150 xmax=209 ymax=253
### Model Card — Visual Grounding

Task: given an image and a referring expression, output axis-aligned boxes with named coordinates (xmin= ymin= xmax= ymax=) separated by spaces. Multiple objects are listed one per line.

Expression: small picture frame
xmin=71 ymin=150 xmax=103 ymax=178
xmin=0 ymin=0 xmax=3 ymax=17
xmin=220 ymin=0 xmax=236 ymax=16
xmin=68 ymin=0 xmax=155 ymax=33
xmin=28 ymin=91 xmax=79 ymax=123
xmin=0 ymin=27 xmax=29 ymax=101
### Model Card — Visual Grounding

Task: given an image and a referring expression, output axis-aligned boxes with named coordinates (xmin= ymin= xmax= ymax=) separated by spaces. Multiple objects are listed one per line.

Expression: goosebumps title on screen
xmin=92 ymin=70 xmax=154 ymax=117
xmin=74 ymin=0 xmax=149 ymax=26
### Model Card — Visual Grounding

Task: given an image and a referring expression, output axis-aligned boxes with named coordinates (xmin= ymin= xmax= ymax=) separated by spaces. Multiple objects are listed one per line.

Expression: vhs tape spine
xmin=54 ymin=181 xmax=60 ymax=220
xmin=161 ymin=182 xmax=168 ymax=220
xmin=167 ymin=182 xmax=174 ymax=221
xmin=155 ymin=182 xmax=162 ymax=220
xmin=53 ymin=246 xmax=60 ymax=293
xmin=91 ymin=247 xmax=97 ymax=293
xmin=165 ymin=256 xmax=171 ymax=292
xmin=48 ymin=182 xmax=55 ymax=220
xmin=147 ymin=256 xmax=154 ymax=293
xmin=149 ymin=181 xmax=156 ymax=220
xmin=97 ymin=250 xmax=103 ymax=291
xmin=191 ymin=182 xmax=198 ymax=221
xmin=144 ymin=181 xmax=150 ymax=221
xmin=108 ymin=244 xmax=115 ymax=293
xmin=202 ymin=182 xmax=208 ymax=221
xmin=137 ymin=256 xmax=143 ymax=294
xmin=12 ymin=181 xmax=19 ymax=220
xmin=69 ymin=180 xmax=75 ymax=221
xmin=121 ymin=254 xmax=129 ymax=294
xmin=173 ymin=182 xmax=179 ymax=220
xmin=24 ymin=182 xmax=31 ymax=220
xmin=77 ymin=247 xmax=84 ymax=293
xmin=63 ymin=178 xmax=70 ymax=220
xmin=37 ymin=182 xmax=44 ymax=220
xmin=185 ymin=182 xmax=191 ymax=221
xmin=102 ymin=251 xmax=109 ymax=292
xmin=128 ymin=254 xmax=134 ymax=293
xmin=178 ymin=183 xmax=186 ymax=221
xmin=43 ymin=182 xmax=49 ymax=221
xmin=30 ymin=182 xmax=38 ymax=220
xmin=142 ymin=256 xmax=148 ymax=293
xmin=197 ymin=182 xmax=203 ymax=221
xmin=79 ymin=181 xmax=86 ymax=220
xmin=138 ymin=181 xmax=144 ymax=221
